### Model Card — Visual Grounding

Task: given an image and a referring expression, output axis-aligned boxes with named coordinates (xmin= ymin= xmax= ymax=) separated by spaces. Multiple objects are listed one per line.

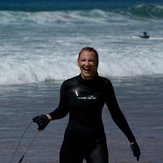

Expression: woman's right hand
xmin=33 ymin=114 xmax=50 ymax=130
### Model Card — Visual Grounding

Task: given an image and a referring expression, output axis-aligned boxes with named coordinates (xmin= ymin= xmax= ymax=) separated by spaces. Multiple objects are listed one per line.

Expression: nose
xmin=85 ymin=60 xmax=89 ymax=65
xmin=84 ymin=60 xmax=90 ymax=66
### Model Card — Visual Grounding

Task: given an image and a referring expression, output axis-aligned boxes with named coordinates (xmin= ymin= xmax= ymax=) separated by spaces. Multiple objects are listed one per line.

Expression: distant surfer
xmin=138 ymin=32 xmax=150 ymax=39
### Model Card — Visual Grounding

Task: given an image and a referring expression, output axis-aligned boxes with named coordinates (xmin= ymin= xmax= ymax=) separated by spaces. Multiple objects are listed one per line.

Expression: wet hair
xmin=78 ymin=47 xmax=99 ymax=68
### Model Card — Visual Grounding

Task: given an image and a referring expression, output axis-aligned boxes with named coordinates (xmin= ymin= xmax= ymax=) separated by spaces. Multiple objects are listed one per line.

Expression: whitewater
xmin=0 ymin=4 xmax=163 ymax=85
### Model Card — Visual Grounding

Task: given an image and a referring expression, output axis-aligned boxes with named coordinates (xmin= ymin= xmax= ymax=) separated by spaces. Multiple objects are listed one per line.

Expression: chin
xmin=83 ymin=75 xmax=93 ymax=80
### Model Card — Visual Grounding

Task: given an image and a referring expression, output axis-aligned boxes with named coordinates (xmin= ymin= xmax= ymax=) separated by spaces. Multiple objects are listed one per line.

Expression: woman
xmin=33 ymin=47 xmax=141 ymax=163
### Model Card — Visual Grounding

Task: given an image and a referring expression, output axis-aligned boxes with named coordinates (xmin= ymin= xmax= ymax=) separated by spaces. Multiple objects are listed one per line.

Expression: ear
xmin=94 ymin=67 xmax=97 ymax=72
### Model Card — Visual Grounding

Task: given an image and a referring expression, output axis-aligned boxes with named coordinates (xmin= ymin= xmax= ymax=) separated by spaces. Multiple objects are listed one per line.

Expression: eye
xmin=80 ymin=59 xmax=86 ymax=62
xmin=89 ymin=59 xmax=95 ymax=62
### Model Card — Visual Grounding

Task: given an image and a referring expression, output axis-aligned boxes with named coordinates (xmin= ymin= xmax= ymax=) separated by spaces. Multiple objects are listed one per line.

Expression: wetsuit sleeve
xmin=49 ymin=81 xmax=69 ymax=120
xmin=105 ymin=79 xmax=135 ymax=142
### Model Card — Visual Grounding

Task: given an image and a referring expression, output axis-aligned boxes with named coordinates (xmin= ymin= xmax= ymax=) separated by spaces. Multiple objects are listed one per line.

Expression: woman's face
xmin=78 ymin=50 xmax=97 ymax=80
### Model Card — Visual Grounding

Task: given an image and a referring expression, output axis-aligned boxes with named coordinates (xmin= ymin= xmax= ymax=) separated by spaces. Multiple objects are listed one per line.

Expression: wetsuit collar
xmin=79 ymin=73 xmax=99 ymax=85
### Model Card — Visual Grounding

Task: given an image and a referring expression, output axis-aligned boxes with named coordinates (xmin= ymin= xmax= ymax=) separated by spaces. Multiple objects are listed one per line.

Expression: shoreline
xmin=0 ymin=76 xmax=163 ymax=163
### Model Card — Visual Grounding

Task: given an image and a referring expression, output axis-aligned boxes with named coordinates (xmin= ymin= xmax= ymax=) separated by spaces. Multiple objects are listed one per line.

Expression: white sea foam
xmin=0 ymin=9 xmax=163 ymax=85
xmin=0 ymin=42 xmax=163 ymax=85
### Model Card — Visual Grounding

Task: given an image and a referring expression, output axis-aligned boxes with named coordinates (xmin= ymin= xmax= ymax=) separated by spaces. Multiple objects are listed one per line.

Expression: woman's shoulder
xmin=98 ymin=75 xmax=112 ymax=85
xmin=61 ymin=75 xmax=79 ymax=87
xmin=97 ymin=76 xmax=114 ymax=93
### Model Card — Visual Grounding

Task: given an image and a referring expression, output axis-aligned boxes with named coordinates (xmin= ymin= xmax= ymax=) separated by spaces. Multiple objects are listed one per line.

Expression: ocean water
xmin=0 ymin=0 xmax=163 ymax=162
xmin=0 ymin=0 xmax=163 ymax=84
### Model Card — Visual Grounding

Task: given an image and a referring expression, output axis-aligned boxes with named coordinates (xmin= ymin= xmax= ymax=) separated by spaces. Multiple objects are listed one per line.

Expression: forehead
xmin=79 ymin=50 xmax=96 ymax=59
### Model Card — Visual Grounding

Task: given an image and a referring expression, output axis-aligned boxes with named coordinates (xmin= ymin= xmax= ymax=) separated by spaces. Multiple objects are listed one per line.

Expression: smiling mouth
xmin=83 ymin=69 xmax=91 ymax=73
xmin=83 ymin=66 xmax=91 ymax=70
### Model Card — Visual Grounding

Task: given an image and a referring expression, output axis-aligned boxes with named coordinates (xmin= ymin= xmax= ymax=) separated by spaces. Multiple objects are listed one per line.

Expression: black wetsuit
xmin=49 ymin=75 xmax=135 ymax=163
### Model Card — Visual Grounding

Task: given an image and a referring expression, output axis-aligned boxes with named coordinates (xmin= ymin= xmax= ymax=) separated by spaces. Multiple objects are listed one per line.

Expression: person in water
xmin=33 ymin=47 xmax=141 ymax=163
xmin=139 ymin=32 xmax=150 ymax=39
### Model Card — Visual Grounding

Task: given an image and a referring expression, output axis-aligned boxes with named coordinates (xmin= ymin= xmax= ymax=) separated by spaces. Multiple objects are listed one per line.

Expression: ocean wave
xmin=0 ymin=50 xmax=163 ymax=85
xmin=0 ymin=10 xmax=127 ymax=25
xmin=0 ymin=5 xmax=162 ymax=25
xmin=129 ymin=4 xmax=163 ymax=18
xmin=0 ymin=10 xmax=105 ymax=24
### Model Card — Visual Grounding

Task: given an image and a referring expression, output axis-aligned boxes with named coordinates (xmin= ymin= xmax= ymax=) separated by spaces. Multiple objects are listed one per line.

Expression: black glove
xmin=33 ymin=114 xmax=50 ymax=130
xmin=130 ymin=141 xmax=141 ymax=161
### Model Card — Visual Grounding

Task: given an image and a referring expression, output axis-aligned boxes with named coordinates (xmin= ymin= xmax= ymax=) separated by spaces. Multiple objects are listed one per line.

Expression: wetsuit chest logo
xmin=78 ymin=95 xmax=97 ymax=100
xmin=74 ymin=90 xmax=97 ymax=100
